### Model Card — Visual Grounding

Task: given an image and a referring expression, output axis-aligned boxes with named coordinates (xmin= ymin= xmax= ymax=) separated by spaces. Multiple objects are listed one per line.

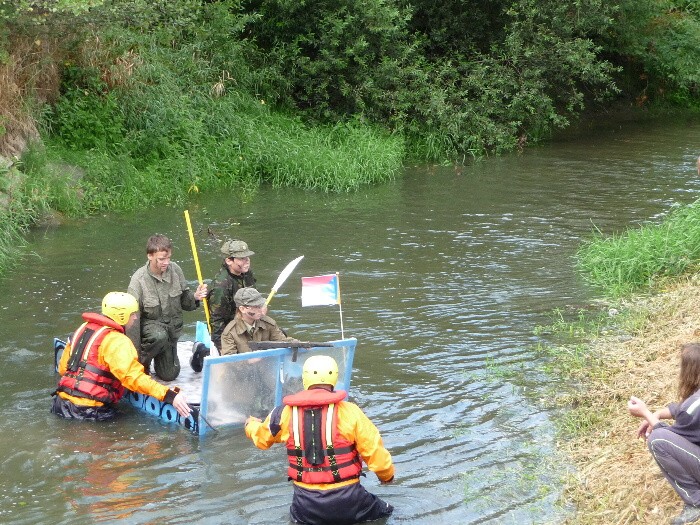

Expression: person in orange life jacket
xmin=52 ymin=292 xmax=191 ymax=421
xmin=245 ymin=355 xmax=394 ymax=525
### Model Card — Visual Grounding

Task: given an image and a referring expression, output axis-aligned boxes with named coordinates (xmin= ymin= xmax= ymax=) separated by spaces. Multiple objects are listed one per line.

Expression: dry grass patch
xmin=562 ymin=276 xmax=700 ymax=524
xmin=0 ymin=33 xmax=62 ymax=159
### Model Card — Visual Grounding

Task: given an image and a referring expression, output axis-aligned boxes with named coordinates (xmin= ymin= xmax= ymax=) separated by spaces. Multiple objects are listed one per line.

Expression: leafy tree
xmin=245 ymin=0 xmax=618 ymax=158
xmin=607 ymin=0 xmax=700 ymax=104
xmin=244 ymin=0 xmax=420 ymax=122
xmin=399 ymin=0 xmax=509 ymax=57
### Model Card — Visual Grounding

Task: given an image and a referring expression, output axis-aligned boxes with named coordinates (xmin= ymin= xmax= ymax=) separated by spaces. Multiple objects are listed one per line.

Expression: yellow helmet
xmin=102 ymin=292 xmax=139 ymax=325
xmin=302 ymin=355 xmax=338 ymax=390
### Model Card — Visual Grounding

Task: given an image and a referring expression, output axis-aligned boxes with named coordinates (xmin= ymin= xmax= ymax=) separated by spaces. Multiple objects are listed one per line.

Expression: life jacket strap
xmin=81 ymin=362 xmax=117 ymax=381
xmin=292 ymin=406 xmax=304 ymax=481
xmin=324 ymin=404 xmax=341 ymax=481
xmin=62 ymin=371 xmax=118 ymax=392
xmin=55 ymin=385 xmax=113 ymax=405
xmin=287 ymin=459 xmax=361 ymax=475
xmin=287 ymin=445 xmax=355 ymax=458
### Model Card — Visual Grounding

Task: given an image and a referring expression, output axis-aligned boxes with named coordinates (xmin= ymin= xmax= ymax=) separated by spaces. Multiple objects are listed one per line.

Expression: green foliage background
xmin=4 ymin=0 xmax=699 ymax=177
xmin=0 ymin=0 xmax=698 ymax=274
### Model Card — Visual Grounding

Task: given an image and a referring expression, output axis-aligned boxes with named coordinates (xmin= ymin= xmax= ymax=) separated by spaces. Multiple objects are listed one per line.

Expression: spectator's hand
xmin=627 ymin=396 xmax=648 ymax=418
xmin=636 ymin=420 xmax=651 ymax=440
xmin=380 ymin=476 xmax=394 ymax=485
xmin=172 ymin=393 xmax=191 ymax=418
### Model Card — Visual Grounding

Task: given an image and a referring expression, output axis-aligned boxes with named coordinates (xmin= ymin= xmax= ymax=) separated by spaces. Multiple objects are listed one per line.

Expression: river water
xmin=1 ymin=114 xmax=699 ymax=525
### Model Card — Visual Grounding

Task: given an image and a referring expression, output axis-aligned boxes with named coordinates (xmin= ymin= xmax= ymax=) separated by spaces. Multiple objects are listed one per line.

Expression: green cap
xmin=221 ymin=239 xmax=254 ymax=258
xmin=235 ymin=287 xmax=265 ymax=307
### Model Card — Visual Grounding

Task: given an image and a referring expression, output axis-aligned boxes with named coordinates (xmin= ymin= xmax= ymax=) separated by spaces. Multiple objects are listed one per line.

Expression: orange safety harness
xmin=55 ymin=313 xmax=125 ymax=404
xmin=283 ymin=389 xmax=363 ymax=484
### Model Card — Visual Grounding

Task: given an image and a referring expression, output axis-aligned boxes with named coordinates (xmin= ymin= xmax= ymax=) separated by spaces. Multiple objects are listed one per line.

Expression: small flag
xmin=301 ymin=274 xmax=340 ymax=306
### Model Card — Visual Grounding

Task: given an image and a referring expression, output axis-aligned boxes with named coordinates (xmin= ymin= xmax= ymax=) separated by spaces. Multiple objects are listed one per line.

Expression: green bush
xmin=246 ymin=0 xmax=619 ymax=160
xmin=50 ymin=65 xmax=125 ymax=151
xmin=246 ymin=0 xmax=419 ymax=123
xmin=606 ymin=0 xmax=700 ymax=103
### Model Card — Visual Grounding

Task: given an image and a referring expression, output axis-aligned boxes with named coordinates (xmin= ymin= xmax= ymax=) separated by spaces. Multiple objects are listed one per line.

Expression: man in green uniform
xmin=128 ymin=234 xmax=208 ymax=380
xmin=220 ymin=287 xmax=297 ymax=355
xmin=207 ymin=239 xmax=258 ymax=351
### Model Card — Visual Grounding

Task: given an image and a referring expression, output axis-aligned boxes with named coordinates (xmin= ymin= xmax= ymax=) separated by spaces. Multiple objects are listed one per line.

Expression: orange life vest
xmin=55 ymin=313 xmax=125 ymax=404
xmin=283 ymin=389 xmax=363 ymax=484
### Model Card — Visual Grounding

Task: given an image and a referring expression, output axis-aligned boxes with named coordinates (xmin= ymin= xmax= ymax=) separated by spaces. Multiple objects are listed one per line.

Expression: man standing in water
xmin=52 ymin=291 xmax=191 ymax=420
xmin=245 ymin=355 xmax=395 ymax=525
xmin=128 ymin=234 xmax=208 ymax=380
xmin=207 ymin=239 xmax=258 ymax=350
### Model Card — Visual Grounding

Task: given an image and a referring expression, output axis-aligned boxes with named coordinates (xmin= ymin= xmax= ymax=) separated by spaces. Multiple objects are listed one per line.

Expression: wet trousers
xmin=50 ymin=395 xmax=117 ymax=421
xmin=648 ymin=426 xmax=700 ymax=506
xmin=290 ymin=481 xmax=393 ymax=525
xmin=139 ymin=321 xmax=180 ymax=381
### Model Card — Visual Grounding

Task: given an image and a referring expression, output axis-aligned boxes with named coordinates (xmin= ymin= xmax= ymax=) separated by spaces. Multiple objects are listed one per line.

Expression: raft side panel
xmin=53 ymin=337 xmax=357 ymax=436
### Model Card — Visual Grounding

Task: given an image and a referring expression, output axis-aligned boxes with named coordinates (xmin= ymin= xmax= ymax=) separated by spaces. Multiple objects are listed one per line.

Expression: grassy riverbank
xmin=0 ymin=158 xmax=59 ymax=274
xmin=577 ymin=201 xmax=700 ymax=297
xmin=547 ymin=192 xmax=700 ymax=523
xmin=0 ymin=114 xmax=404 ymax=274
xmin=552 ymin=278 xmax=700 ymax=524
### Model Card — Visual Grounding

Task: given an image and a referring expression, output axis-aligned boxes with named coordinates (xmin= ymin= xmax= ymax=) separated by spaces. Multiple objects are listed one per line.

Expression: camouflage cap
xmin=221 ymin=239 xmax=255 ymax=258
xmin=235 ymin=287 xmax=265 ymax=307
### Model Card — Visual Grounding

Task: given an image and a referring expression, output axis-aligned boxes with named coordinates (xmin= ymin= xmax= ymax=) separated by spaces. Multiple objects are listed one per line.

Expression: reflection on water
xmin=0 ymin=115 xmax=699 ymax=524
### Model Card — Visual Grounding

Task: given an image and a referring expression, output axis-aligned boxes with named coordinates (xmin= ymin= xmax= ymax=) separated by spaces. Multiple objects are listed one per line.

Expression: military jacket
xmin=207 ymin=264 xmax=256 ymax=347
xmin=127 ymin=261 xmax=198 ymax=340
xmin=219 ymin=315 xmax=294 ymax=355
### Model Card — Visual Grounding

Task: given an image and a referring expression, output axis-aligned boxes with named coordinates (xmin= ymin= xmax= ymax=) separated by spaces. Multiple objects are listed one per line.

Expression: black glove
xmin=189 ymin=341 xmax=210 ymax=373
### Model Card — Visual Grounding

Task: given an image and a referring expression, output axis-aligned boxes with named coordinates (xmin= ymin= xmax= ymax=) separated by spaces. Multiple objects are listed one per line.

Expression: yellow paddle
xmin=184 ymin=210 xmax=211 ymax=334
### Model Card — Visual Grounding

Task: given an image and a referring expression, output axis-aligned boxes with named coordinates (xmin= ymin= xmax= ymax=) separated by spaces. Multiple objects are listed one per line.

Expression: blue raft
xmin=54 ymin=321 xmax=357 ymax=436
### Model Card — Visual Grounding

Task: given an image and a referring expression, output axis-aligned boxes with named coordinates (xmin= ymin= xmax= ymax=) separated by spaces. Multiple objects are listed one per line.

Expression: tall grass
xmin=114 ymin=37 xmax=405 ymax=195
xmin=577 ymin=202 xmax=700 ymax=297
xmin=0 ymin=161 xmax=56 ymax=273
xmin=31 ymin=106 xmax=404 ymax=216
xmin=0 ymin=214 xmax=26 ymax=275
xmin=26 ymin=22 xmax=404 ymax=217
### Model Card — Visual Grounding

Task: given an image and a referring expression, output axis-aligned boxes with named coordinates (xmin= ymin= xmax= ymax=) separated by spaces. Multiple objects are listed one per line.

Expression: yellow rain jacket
xmin=246 ymin=393 xmax=395 ymax=491
xmin=57 ymin=324 xmax=171 ymax=407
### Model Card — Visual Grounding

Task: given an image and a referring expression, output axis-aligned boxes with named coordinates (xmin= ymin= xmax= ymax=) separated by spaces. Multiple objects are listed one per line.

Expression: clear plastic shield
xmin=199 ymin=339 xmax=356 ymax=435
